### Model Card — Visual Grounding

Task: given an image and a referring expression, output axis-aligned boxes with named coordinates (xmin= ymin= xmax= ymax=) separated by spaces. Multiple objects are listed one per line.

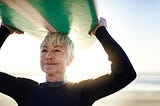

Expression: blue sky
xmin=97 ymin=0 xmax=160 ymax=73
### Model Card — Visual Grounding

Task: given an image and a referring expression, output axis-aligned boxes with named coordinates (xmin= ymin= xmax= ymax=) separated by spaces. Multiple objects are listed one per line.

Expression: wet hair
xmin=41 ymin=32 xmax=74 ymax=56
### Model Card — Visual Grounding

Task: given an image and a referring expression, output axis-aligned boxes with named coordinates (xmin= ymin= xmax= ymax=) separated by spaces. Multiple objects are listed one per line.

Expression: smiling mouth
xmin=44 ymin=62 xmax=58 ymax=65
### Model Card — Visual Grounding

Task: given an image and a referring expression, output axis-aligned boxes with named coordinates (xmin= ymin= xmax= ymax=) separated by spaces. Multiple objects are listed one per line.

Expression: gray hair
xmin=41 ymin=32 xmax=74 ymax=56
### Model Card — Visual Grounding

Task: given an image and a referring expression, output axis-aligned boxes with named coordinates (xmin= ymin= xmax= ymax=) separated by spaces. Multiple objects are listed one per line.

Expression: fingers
xmin=1 ymin=23 xmax=24 ymax=34
xmin=89 ymin=17 xmax=107 ymax=36
xmin=99 ymin=17 xmax=107 ymax=27
xmin=14 ymin=30 xmax=24 ymax=34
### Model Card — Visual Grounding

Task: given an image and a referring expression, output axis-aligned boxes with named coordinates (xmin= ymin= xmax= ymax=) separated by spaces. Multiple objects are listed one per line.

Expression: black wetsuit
xmin=0 ymin=25 xmax=136 ymax=106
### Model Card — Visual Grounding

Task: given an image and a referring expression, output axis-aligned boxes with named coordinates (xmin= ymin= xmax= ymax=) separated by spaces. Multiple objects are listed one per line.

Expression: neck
xmin=46 ymin=73 xmax=65 ymax=82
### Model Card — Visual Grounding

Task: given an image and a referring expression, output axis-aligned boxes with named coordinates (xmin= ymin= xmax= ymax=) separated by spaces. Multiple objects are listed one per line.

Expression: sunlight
xmin=0 ymin=33 xmax=41 ymax=73
xmin=1 ymin=1 xmax=160 ymax=106
xmin=0 ymin=32 xmax=111 ymax=83
xmin=66 ymin=40 xmax=111 ymax=82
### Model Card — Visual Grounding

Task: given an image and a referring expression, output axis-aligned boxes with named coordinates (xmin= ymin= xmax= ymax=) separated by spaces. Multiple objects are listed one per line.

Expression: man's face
xmin=40 ymin=42 xmax=73 ymax=76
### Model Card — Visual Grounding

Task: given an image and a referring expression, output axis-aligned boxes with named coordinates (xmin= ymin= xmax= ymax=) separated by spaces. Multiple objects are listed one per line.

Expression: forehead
xmin=41 ymin=42 xmax=66 ymax=49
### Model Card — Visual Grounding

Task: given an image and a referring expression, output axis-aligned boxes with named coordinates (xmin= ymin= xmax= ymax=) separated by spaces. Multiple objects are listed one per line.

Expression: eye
xmin=54 ymin=49 xmax=64 ymax=54
xmin=41 ymin=49 xmax=47 ymax=53
xmin=54 ymin=49 xmax=62 ymax=53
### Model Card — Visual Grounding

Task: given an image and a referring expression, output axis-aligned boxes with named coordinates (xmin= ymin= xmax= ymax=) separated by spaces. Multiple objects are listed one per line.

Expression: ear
xmin=67 ymin=55 xmax=74 ymax=66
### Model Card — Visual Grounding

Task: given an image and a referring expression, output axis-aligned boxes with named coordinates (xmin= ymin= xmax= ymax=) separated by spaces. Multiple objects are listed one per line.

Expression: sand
xmin=93 ymin=91 xmax=160 ymax=106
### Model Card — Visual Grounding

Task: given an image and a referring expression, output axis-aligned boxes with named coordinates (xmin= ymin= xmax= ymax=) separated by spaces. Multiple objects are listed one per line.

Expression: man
xmin=0 ymin=17 xmax=136 ymax=106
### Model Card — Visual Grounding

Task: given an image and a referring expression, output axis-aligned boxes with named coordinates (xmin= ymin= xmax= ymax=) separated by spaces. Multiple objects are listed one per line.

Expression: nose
xmin=46 ymin=51 xmax=54 ymax=60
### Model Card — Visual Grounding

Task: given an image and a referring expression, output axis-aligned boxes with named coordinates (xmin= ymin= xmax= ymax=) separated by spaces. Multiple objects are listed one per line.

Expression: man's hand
xmin=90 ymin=17 xmax=107 ymax=35
xmin=1 ymin=23 xmax=24 ymax=34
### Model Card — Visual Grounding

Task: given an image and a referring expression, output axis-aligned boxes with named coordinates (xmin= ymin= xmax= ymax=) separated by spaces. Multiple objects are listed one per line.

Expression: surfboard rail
xmin=0 ymin=0 xmax=98 ymax=51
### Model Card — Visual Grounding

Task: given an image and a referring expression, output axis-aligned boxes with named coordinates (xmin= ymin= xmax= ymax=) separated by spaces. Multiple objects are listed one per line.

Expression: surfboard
xmin=0 ymin=0 xmax=98 ymax=51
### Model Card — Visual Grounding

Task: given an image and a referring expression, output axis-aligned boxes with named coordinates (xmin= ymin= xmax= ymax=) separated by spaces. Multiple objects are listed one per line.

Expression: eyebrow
xmin=54 ymin=45 xmax=63 ymax=48
xmin=42 ymin=45 xmax=47 ymax=48
xmin=42 ymin=45 xmax=64 ymax=49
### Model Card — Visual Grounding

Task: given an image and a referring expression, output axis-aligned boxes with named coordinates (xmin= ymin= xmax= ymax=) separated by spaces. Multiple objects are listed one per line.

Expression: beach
xmin=93 ymin=91 xmax=160 ymax=106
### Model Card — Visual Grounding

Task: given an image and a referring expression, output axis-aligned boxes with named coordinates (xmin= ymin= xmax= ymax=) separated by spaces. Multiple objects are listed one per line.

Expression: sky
xmin=0 ymin=0 xmax=160 ymax=82
xmin=96 ymin=0 xmax=160 ymax=73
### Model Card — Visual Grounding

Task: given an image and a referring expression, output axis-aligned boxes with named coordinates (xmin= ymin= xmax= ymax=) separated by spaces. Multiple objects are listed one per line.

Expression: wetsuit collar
xmin=46 ymin=80 xmax=67 ymax=87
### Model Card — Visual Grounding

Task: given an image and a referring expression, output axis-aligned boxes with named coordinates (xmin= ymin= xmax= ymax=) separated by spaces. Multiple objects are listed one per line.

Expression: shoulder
xmin=16 ymin=77 xmax=39 ymax=89
xmin=66 ymin=75 xmax=109 ymax=89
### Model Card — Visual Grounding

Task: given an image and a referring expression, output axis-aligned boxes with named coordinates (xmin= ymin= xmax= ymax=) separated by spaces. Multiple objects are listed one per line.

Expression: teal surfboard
xmin=0 ymin=0 xmax=98 ymax=51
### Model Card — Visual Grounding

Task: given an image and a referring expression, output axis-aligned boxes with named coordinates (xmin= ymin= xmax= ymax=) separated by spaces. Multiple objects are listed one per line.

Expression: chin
xmin=41 ymin=68 xmax=54 ymax=73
